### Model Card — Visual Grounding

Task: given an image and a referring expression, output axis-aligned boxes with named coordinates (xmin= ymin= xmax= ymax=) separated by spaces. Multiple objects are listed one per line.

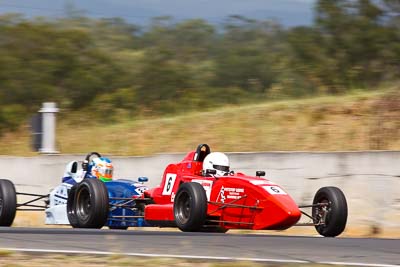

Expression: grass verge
xmin=0 ymin=87 xmax=400 ymax=156
xmin=0 ymin=252 xmax=345 ymax=267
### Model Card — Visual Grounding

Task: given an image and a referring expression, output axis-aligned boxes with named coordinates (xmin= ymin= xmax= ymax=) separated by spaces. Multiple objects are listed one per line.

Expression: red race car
xmin=143 ymin=144 xmax=348 ymax=237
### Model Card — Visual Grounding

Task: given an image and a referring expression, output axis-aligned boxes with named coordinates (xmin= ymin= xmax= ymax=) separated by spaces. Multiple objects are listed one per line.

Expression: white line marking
xmin=1 ymin=247 xmax=399 ymax=267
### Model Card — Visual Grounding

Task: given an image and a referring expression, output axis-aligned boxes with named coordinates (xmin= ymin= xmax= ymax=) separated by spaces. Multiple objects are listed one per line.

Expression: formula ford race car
xmin=0 ymin=145 xmax=348 ymax=237
xmin=0 ymin=152 xmax=149 ymax=229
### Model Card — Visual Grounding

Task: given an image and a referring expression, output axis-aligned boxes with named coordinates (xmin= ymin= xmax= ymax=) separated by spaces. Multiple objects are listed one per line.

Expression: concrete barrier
xmin=1 ymin=151 xmax=399 ymax=236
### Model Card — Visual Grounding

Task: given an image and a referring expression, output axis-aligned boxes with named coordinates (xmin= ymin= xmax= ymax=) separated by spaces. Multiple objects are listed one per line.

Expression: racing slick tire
xmin=174 ymin=182 xmax=207 ymax=232
xmin=0 ymin=179 xmax=17 ymax=226
xmin=312 ymin=186 xmax=347 ymax=237
xmin=69 ymin=179 xmax=109 ymax=228
xmin=66 ymin=185 xmax=80 ymax=228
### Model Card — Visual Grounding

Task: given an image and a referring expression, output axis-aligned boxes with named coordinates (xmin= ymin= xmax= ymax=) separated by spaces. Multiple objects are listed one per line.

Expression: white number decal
xmin=162 ymin=173 xmax=177 ymax=195
xmin=263 ymin=186 xmax=287 ymax=195
xmin=135 ymin=186 xmax=148 ymax=196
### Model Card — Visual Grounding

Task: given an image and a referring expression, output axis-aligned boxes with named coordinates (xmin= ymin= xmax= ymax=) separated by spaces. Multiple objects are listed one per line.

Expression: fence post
xmin=38 ymin=102 xmax=59 ymax=154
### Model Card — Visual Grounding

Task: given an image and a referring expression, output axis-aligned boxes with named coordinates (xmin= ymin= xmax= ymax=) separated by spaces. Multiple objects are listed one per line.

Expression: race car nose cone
xmin=253 ymin=195 xmax=301 ymax=230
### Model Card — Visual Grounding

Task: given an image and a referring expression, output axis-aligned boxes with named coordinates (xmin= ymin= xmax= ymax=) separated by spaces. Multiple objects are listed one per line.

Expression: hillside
xmin=1 ymin=88 xmax=399 ymax=156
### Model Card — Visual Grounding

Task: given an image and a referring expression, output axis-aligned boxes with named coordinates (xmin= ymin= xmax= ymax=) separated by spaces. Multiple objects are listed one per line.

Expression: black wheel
xmin=174 ymin=182 xmax=207 ymax=232
xmin=71 ymin=179 xmax=109 ymax=228
xmin=0 ymin=179 xmax=17 ymax=226
xmin=312 ymin=186 xmax=347 ymax=237
xmin=66 ymin=185 xmax=79 ymax=228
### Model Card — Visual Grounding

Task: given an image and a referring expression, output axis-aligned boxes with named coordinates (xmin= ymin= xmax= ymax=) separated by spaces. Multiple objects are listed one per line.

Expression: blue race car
xmin=0 ymin=152 xmax=150 ymax=229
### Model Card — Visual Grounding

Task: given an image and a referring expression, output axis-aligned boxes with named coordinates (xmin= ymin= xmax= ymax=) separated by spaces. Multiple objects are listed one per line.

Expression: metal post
xmin=39 ymin=102 xmax=59 ymax=154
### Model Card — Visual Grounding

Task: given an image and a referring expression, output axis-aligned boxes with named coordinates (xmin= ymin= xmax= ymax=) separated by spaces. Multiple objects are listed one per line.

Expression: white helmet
xmin=203 ymin=152 xmax=230 ymax=176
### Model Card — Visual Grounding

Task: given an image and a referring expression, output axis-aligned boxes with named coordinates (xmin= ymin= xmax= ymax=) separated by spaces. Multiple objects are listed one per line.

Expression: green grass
xmin=1 ymin=87 xmax=399 ymax=156
xmin=0 ymin=252 xmax=347 ymax=267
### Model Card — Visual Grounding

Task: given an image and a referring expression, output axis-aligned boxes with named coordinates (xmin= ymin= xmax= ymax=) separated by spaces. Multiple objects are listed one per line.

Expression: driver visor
xmin=100 ymin=166 xmax=113 ymax=178
xmin=213 ymin=164 xmax=229 ymax=172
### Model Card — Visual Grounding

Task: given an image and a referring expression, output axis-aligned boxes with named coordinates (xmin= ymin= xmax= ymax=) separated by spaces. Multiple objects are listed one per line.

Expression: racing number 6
xmin=270 ymin=186 xmax=280 ymax=193
xmin=263 ymin=185 xmax=287 ymax=195
xmin=162 ymin=173 xmax=177 ymax=195
xmin=166 ymin=177 xmax=172 ymax=192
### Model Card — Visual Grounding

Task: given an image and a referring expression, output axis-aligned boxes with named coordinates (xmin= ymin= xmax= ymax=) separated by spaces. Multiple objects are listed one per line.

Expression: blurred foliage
xmin=0 ymin=0 xmax=399 ymax=134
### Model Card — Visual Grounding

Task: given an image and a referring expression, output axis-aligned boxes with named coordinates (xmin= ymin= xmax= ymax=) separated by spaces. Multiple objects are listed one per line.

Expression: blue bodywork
xmin=105 ymin=179 xmax=147 ymax=228
xmin=62 ymin=174 xmax=148 ymax=228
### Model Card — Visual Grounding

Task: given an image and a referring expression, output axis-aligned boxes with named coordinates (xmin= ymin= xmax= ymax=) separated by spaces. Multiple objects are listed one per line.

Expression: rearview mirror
xmin=256 ymin=171 xmax=266 ymax=177
xmin=138 ymin=177 xmax=149 ymax=183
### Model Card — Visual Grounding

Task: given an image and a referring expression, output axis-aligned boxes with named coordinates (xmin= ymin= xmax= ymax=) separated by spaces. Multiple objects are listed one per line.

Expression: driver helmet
xmin=203 ymin=152 xmax=230 ymax=176
xmin=90 ymin=157 xmax=114 ymax=182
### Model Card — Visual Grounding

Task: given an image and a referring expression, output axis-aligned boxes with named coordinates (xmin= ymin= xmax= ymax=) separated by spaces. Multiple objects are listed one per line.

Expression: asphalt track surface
xmin=0 ymin=227 xmax=399 ymax=266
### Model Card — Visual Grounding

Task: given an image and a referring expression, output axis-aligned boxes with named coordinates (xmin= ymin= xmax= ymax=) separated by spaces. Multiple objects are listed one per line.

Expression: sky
xmin=0 ymin=0 xmax=317 ymax=27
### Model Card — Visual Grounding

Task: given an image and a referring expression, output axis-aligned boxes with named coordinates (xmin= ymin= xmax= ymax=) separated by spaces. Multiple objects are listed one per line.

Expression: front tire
xmin=67 ymin=185 xmax=79 ymax=228
xmin=312 ymin=186 xmax=347 ymax=237
xmin=0 ymin=179 xmax=17 ymax=226
xmin=174 ymin=182 xmax=207 ymax=232
xmin=69 ymin=179 xmax=109 ymax=228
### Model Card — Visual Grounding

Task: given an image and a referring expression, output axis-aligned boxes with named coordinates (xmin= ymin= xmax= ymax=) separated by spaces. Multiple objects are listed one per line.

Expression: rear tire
xmin=0 ymin=179 xmax=17 ymax=226
xmin=174 ymin=182 xmax=207 ymax=232
xmin=312 ymin=186 xmax=347 ymax=237
xmin=70 ymin=179 xmax=109 ymax=228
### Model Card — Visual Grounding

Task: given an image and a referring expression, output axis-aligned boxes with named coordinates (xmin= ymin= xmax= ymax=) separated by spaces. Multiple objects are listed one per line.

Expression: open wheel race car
xmin=0 ymin=152 xmax=149 ymax=229
xmin=0 ymin=145 xmax=348 ymax=237
xmin=143 ymin=144 xmax=348 ymax=237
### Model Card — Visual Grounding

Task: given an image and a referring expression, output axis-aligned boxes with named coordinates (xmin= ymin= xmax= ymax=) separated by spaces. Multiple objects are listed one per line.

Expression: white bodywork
xmin=45 ymin=161 xmax=85 ymax=224
xmin=45 ymin=182 xmax=71 ymax=224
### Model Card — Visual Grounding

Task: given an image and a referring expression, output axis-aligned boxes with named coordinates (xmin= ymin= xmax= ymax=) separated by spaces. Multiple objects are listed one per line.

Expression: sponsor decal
xmin=216 ymin=186 xmax=244 ymax=203
xmin=192 ymin=179 xmax=213 ymax=201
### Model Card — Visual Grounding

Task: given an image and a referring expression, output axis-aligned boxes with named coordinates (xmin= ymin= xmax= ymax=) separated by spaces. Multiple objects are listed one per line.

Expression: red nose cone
xmin=279 ymin=207 xmax=302 ymax=229
xmin=253 ymin=195 xmax=301 ymax=230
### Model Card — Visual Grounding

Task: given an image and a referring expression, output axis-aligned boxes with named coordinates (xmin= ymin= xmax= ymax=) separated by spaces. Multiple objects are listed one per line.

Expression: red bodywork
xmin=144 ymin=149 xmax=301 ymax=230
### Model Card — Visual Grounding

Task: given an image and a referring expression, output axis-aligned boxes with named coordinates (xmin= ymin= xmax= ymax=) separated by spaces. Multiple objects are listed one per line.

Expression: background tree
xmin=0 ymin=0 xmax=399 ymax=133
